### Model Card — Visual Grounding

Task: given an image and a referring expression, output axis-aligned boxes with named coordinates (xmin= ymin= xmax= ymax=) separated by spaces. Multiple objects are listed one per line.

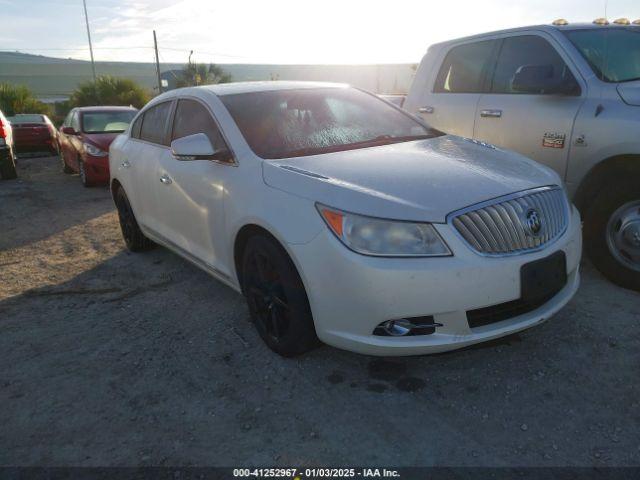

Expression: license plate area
xmin=520 ymin=251 xmax=567 ymax=302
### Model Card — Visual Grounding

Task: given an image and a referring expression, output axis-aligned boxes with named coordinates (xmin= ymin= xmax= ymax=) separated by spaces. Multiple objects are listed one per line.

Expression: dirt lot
xmin=0 ymin=155 xmax=639 ymax=467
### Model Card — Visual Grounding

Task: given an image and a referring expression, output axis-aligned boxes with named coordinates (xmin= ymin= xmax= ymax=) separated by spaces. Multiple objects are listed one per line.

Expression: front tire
xmin=585 ymin=182 xmax=640 ymax=292
xmin=61 ymin=151 xmax=73 ymax=174
xmin=78 ymin=158 xmax=91 ymax=187
xmin=115 ymin=187 xmax=154 ymax=252
xmin=242 ymin=235 xmax=319 ymax=357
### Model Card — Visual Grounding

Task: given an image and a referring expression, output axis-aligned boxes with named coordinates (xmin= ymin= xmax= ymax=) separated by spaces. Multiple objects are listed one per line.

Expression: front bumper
xmin=82 ymin=154 xmax=110 ymax=183
xmin=289 ymin=206 xmax=582 ymax=356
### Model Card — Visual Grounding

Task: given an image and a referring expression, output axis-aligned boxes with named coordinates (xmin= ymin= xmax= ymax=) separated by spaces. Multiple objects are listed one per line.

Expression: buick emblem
xmin=524 ymin=208 xmax=543 ymax=236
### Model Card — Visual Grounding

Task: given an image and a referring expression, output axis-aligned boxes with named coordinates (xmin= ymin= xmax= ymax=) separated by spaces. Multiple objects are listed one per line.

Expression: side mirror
xmin=512 ymin=65 xmax=579 ymax=95
xmin=62 ymin=126 xmax=77 ymax=135
xmin=170 ymin=133 xmax=232 ymax=162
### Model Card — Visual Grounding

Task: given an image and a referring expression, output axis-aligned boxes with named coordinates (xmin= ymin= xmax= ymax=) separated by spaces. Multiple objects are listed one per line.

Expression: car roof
xmin=200 ymin=81 xmax=348 ymax=96
xmin=431 ymin=23 xmax=639 ymax=47
xmin=75 ymin=106 xmax=138 ymax=112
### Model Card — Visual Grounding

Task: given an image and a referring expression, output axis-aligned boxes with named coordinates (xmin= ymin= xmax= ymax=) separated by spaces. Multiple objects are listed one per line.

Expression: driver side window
xmin=491 ymin=35 xmax=579 ymax=94
xmin=171 ymin=99 xmax=227 ymax=152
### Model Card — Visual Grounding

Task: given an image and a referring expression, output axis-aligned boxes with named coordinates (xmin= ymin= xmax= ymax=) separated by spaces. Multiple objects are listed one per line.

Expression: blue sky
xmin=3 ymin=0 xmax=639 ymax=64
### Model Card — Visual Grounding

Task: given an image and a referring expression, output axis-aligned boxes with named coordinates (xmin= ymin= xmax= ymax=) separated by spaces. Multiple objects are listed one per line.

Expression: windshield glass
xmin=82 ymin=111 xmax=136 ymax=133
xmin=219 ymin=87 xmax=438 ymax=159
xmin=8 ymin=114 xmax=45 ymax=124
xmin=563 ymin=27 xmax=640 ymax=82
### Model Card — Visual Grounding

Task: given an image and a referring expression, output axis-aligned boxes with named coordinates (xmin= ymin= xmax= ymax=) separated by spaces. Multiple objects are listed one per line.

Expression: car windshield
xmin=563 ymin=27 xmax=640 ymax=83
xmin=8 ymin=114 xmax=45 ymax=124
xmin=219 ymin=87 xmax=439 ymax=159
xmin=82 ymin=111 xmax=136 ymax=133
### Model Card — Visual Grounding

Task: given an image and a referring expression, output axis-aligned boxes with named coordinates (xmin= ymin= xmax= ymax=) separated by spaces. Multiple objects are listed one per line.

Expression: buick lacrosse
xmin=109 ymin=82 xmax=582 ymax=356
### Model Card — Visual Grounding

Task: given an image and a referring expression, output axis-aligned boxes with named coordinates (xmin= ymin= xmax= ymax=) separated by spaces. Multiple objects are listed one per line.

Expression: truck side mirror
xmin=62 ymin=126 xmax=78 ymax=135
xmin=511 ymin=65 xmax=579 ymax=95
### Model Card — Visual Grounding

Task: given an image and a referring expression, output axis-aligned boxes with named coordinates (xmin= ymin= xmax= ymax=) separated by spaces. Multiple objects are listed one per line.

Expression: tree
xmin=0 ymin=83 xmax=52 ymax=117
xmin=70 ymin=76 xmax=151 ymax=109
xmin=176 ymin=63 xmax=232 ymax=87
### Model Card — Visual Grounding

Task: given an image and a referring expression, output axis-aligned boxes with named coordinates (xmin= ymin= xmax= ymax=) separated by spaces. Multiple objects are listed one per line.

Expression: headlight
xmin=83 ymin=143 xmax=108 ymax=157
xmin=317 ymin=204 xmax=451 ymax=257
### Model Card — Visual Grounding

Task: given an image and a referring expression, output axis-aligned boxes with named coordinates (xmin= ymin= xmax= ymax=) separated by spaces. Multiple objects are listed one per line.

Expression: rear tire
xmin=242 ymin=234 xmax=319 ymax=357
xmin=115 ymin=187 xmax=154 ymax=252
xmin=584 ymin=181 xmax=640 ymax=292
xmin=0 ymin=148 xmax=17 ymax=180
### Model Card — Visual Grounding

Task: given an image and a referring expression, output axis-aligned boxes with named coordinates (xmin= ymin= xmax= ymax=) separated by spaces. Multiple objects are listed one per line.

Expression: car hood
xmin=262 ymin=135 xmax=561 ymax=223
xmin=617 ymin=81 xmax=640 ymax=106
xmin=82 ymin=132 xmax=120 ymax=151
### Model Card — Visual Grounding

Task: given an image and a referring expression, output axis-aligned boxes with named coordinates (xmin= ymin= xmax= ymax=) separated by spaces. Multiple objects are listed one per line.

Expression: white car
xmin=109 ymin=81 xmax=582 ymax=357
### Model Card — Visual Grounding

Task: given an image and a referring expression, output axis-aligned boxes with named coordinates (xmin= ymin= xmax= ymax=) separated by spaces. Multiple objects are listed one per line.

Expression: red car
xmin=59 ymin=106 xmax=137 ymax=186
xmin=7 ymin=114 xmax=58 ymax=156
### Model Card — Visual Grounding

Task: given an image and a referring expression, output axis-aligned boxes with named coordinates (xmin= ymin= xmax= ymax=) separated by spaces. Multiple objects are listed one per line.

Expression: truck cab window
xmin=491 ymin=35 xmax=578 ymax=94
xmin=434 ymin=40 xmax=496 ymax=93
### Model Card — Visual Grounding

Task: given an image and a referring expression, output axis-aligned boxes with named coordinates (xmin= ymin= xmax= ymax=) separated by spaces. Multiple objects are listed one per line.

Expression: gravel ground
xmin=0 ymin=155 xmax=639 ymax=467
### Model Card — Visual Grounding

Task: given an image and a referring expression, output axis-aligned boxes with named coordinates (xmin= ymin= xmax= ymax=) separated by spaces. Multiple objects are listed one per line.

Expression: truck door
xmin=409 ymin=39 xmax=498 ymax=138
xmin=473 ymin=34 xmax=585 ymax=178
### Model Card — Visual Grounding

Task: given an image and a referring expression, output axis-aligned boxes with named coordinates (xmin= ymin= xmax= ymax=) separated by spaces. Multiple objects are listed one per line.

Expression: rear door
xmin=411 ymin=39 xmax=498 ymax=138
xmin=473 ymin=33 xmax=586 ymax=178
xmin=127 ymin=101 xmax=174 ymax=234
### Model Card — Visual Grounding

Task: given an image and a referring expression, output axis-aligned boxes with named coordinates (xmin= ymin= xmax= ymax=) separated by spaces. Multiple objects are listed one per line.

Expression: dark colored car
xmin=7 ymin=114 xmax=58 ymax=156
xmin=0 ymin=109 xmax=17 ymax=180
xmin=59 ymin=106 xmax=137 ymax=186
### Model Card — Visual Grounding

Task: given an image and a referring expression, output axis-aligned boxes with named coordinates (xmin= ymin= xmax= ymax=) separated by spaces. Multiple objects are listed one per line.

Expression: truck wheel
xmin=241 ymin=235 xmax=319 ymax=356
xmin=0 ymin=149 xmax=18 ymax=180
xmin=115 ymin=187 xmax=154 ymax=252
xmin=584 ymin=182 xmax=640 ymax=291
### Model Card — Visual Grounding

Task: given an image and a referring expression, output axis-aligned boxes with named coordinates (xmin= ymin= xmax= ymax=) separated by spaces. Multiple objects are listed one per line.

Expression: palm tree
xmin=177 ymin=63 xmax=232 ymax=87
xmin=0 ymin=83 xmax=51 ymax=116
xmin=70 ymin=76 xmax=151 ymax=109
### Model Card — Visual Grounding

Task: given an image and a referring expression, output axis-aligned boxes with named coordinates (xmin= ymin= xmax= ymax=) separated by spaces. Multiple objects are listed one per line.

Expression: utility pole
xmin=82 ymin=0 xmax=97 ymax=83
xmin=153 ymin=30 xmax=162 ymax=93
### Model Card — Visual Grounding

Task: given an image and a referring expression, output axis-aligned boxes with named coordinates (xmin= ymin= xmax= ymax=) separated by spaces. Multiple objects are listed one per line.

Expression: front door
xmin=154 ymin=98 xmax=232 ymax=273
xmin=473 ymin=34 xmax=586 ymax=178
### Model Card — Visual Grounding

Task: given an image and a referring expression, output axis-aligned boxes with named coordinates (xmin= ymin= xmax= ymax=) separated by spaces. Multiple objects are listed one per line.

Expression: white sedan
xmin=109 ymin=81 xmax=582 ymax=356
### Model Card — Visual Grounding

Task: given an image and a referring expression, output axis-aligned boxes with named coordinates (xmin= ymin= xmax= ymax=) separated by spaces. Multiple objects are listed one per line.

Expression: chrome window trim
xmin=446 ymin=185 xmax=570 ymax=257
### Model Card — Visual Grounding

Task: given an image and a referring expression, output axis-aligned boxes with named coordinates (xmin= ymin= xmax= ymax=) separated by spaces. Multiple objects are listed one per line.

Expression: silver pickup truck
xmin=400 ymin=18 xmax=640 ymax=291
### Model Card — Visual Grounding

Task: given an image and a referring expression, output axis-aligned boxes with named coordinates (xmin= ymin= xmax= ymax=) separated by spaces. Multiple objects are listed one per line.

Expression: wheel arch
xmin=110 ymin=178 xmax=123 ymax=202
xmin=573 ymin=154 xmax=640 ymax=213
xmin=233 ymin=223 xmax=304 ymax=294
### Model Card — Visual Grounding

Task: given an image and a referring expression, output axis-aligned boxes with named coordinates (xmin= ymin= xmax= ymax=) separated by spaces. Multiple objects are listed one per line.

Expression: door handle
xmin=121 ymin=160 xmax=130 ymax=168
xmin=480 ymin=109 xmax=502 ymax=118
xmin=418 ymin=106 xmax=434 ymax=114
xmin=159 ymin=174 xmax=172 ymax=185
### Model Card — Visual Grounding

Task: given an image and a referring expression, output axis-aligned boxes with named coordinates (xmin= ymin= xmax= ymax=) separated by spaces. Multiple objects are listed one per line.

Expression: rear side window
xmin=434 ymin=40 xmax=496 ymax=93
xmin=171 ymin=99 xmax=227 ymax=151
xmin=140 ymin=102 xmax=172 ymax=145
xmin=131 ymin=115 xmax=143 ymax=139
xmin=490 ymin=35 xmax=577 ymax=94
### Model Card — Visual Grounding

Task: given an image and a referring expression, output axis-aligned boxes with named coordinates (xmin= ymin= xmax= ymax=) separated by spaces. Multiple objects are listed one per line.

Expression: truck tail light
xmin=0 ymin=121 xmax=6 ymax=139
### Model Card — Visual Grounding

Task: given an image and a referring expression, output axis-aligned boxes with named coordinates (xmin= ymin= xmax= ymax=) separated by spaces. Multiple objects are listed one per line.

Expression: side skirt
xmin=141 ymin=224 xmax=242 ymax=293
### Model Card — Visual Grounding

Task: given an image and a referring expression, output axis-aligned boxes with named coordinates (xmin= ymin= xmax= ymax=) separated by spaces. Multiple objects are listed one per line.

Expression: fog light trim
xmin=373 ymin=316 xmax=442 ymax=337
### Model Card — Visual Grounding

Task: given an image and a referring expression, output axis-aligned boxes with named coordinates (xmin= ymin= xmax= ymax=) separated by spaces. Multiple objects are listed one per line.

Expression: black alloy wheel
xmin=242 ymin=235 xmax=318 ymax=356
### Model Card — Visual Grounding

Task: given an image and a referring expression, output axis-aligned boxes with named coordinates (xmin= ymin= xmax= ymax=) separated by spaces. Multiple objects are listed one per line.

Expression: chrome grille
xmin=450 ymin=187 xmax=569 ymax=255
